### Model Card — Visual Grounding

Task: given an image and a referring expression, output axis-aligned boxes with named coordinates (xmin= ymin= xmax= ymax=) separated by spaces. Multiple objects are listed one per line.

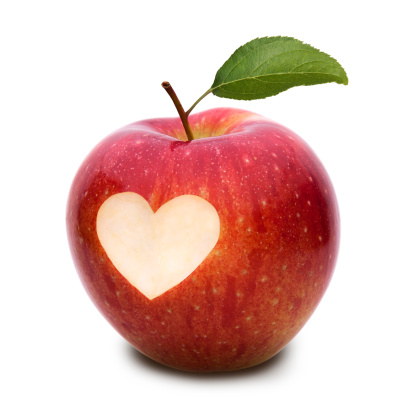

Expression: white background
xmin=1 ymin=1 xmax=413 ymax=413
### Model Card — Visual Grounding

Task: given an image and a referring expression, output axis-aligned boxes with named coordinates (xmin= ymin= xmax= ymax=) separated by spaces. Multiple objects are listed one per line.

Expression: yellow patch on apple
xmin=96 ymin=192 xmax=220 ymax=300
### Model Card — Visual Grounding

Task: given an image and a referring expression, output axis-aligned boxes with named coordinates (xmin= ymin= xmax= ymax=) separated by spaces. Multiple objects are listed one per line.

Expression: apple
xmin=66 ymin=106 xmax=339 ymax=372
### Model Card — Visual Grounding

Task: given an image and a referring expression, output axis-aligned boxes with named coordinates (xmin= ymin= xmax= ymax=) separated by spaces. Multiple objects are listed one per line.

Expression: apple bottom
xmin=82 ymin=253 xmax=327 ymax=372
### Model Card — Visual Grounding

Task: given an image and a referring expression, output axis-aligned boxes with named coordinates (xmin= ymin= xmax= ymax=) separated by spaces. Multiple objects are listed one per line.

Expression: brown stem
xmin=162 ymin=82 xmax=194 ymax=141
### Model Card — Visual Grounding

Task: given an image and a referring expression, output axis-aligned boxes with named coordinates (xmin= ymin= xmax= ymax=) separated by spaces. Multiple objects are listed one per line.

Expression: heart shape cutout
xmin=96 ymin=192 xmax=220 ymax=300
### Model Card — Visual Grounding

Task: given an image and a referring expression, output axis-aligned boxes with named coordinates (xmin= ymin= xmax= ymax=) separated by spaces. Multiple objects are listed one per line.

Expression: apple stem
xmin=162 ymin=82 xmax=195 ymax=141
xmin=187 ymin=89 xmax=212 ymax=116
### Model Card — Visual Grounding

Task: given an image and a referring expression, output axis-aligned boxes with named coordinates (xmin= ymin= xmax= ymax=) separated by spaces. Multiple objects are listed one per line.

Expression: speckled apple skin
xmin=66 ymin=108 xmax=339 ymax=372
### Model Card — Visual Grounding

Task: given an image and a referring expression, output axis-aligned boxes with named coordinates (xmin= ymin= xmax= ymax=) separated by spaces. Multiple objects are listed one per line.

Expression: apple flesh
xmin=67 ymin=107 xmax=339 ymax=372
xmin=96 ymin=192 xmax=220 ymax=300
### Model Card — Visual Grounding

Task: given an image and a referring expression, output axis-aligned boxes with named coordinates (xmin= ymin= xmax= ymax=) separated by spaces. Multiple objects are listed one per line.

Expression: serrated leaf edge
xmin=211 ymin=36 xmax=348 ymax=94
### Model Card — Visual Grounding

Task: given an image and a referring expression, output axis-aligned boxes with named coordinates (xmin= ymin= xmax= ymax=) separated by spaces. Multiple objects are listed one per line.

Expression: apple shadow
xmin=124 ymin=342 xmax=294 ymax=380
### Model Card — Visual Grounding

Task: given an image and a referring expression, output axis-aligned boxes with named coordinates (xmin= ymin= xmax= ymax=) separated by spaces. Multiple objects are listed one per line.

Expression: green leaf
xmin=210 ymin=36 xmax=348 ymax=100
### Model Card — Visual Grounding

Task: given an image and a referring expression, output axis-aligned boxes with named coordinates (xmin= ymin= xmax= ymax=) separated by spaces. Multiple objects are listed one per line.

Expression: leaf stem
xmin=186 ymin=89 xmax=212 ymax=116
xmin=162 ymin=82 xmax=194 ymax=141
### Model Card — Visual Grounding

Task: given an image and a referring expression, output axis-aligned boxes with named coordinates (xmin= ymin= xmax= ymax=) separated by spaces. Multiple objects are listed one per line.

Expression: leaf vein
xmin=213 ymin=71 xmax=342 ymax=93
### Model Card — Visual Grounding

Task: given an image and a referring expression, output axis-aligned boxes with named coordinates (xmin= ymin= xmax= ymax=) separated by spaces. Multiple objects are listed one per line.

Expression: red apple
xmin=66 ymin=107 xmax=339 ymax=372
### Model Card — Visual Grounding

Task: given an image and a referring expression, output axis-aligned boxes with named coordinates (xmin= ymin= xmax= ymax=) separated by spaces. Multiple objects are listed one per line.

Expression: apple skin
xmin=67 ymin=107 xmax=339 ymax=372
